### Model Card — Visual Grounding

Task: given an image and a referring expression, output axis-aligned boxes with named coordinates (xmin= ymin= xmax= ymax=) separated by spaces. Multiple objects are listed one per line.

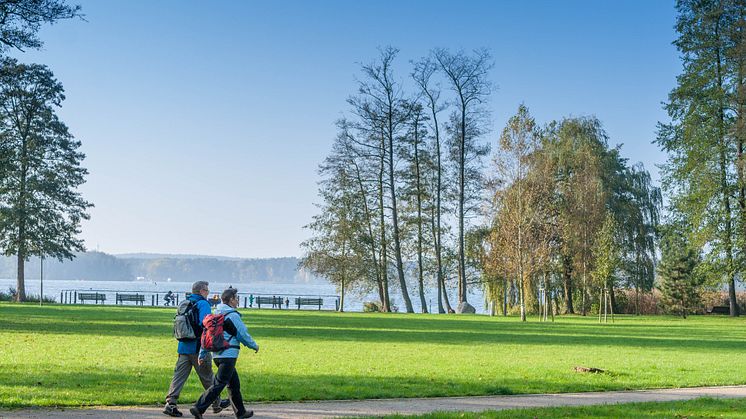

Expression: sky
xmin=15 ymin=0 xmax=680 ymax=258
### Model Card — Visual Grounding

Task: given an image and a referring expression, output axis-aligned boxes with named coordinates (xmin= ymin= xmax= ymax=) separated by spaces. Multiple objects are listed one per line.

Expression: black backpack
xmin=173 ymin=299 xmax=200 ymax=341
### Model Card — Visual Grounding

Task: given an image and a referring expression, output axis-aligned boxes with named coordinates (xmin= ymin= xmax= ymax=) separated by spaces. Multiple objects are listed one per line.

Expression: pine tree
xmin=0 ymin=59 xmax=91 ymax=301
xmin=658 ymin=231 xmax=702 ymax=318
xmin=657 ymin=0 xmax=741 ymax=316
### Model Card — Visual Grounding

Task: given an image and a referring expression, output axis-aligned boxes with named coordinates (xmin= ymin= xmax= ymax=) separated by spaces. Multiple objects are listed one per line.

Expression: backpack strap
xmin=223 ymin=317 xmax=238 ymax=336
xmin=218 ymin=311 xmax=241 ymax=352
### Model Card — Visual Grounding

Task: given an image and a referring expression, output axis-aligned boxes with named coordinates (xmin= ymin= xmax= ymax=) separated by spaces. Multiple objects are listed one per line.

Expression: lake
xmin=0 ymin=278 xmax=488 ymax=313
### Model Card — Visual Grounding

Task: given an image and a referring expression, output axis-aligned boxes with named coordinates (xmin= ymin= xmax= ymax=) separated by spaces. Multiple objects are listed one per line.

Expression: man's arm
xmin=197 ymin=300 xmax=211 ymax=325
xmin=195 ymin=300 xmax=212 ymax=362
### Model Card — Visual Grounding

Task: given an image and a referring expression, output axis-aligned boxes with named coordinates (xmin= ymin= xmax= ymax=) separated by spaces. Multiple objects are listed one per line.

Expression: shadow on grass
xmin=0 ymin=364 xmax=636 ymax=408
xmin=7 ymin=305 xmax=745 ymax=353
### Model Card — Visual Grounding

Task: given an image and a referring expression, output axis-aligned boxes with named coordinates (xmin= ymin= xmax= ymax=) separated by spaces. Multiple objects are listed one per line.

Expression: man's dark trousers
xmin=194 ymin=358 xmax=246 ymax=416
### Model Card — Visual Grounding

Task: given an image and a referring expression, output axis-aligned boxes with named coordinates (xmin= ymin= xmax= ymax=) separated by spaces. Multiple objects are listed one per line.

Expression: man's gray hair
xmin=192 ymin=281 xmax=209 ymax=294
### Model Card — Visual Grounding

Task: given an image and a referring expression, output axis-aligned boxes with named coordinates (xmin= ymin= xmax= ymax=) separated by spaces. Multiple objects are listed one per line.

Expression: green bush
xmin=0 ymin=287 xmax=16 ymax=301
xmin=0 ymin=287 xmax=55 ymax=303
xmin=363 ymin=301 xmax=381 ymax=312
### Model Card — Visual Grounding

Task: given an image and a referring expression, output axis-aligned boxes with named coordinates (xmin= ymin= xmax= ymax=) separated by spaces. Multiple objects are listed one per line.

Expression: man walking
xmin=164 ymin=281 xmax=229 ymax=417
xmin=191 ymin=287 xmax=259 ymax=419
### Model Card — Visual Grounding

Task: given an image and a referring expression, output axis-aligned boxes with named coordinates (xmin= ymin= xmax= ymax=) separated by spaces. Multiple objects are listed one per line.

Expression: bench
xmin=116 ymin=293 xmax=145 ymax=305
xmin=256 ymin=296 xmax=284 ymax=308
xmin=78 ymin=292 xmax=106 ymax=304
xmin=707 ymin=306 xmax=730 ymax=314
xmin=295 ymin=297 xmax=323 ymax=310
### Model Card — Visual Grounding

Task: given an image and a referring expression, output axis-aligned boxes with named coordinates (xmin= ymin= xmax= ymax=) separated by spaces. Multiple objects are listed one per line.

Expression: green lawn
xmin=1 ymin=303 xmax=746 ymax=407
xmin=371 ymin=397 xmax=746 ymax=418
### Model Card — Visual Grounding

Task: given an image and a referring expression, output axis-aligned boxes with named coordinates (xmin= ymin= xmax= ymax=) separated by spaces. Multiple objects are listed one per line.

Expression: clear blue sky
xmin=16 ymin=0 xmax=679 ymax=258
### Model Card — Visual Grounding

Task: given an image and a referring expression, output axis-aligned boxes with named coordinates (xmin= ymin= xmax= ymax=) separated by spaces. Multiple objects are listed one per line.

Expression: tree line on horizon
xmin=302 ymin=0 xmax=746 ymax=318
xmin=0 ymin=251 xmax=314 ymax=284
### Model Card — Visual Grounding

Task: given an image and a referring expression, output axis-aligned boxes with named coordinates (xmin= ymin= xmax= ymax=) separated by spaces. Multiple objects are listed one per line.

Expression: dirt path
xmin=2 ymin=385 xmax=745 ymax=418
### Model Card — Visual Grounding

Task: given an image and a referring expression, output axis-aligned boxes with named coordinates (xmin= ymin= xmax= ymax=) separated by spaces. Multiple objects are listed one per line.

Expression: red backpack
xmin=201 ymin=311 xmax=239 ymax=352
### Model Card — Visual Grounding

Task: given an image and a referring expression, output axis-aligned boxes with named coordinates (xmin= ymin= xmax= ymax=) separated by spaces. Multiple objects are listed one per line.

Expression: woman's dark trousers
xmin=194 ymin=357 xmax=246 ymax=416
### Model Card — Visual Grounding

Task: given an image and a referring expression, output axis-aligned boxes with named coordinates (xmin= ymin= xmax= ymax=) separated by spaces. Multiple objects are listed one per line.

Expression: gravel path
xmin=2 ymin=385 xmax=745 ymax=418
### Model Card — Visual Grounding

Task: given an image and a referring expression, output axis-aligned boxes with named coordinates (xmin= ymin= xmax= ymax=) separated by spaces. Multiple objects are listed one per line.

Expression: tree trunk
xmin=431 ymin=96 xmax=447 ymax=314
xmin=551 ymin=292 xmax=559 ymax=322
xmin=715 ymin=19 xmax=739 ymax=317
xmin=429 ymin=212 xmax=445 ymax=313
xmin=339 ymin=276 xmax=345 ymax=312
xmin=378 ymin=140 xmax=391 ymax=312
xmin=519 ymin=274 xmax=526 ymax=322
xmin=436 ymin=268 xmax=443 ymax=313
xmin=502 ymin=277 xmax=508 ymax=316
xmin=416 ymin=209 xmax=428 ymax=313
xmin=387 ymin=110 xmax=414 ymax=313
xmin=414 ymin=129 xmax=427 ymax=313
xmin=635 ymin=250 xmax=641 ymax=315
xmin=457 ymin=104 xmax=467 ymax=303
xmin=15 ymin=140 xmax=28 ymax=303
xmin=581 ymin=258 xmax=588 ymax=316
xmin=563 ymin=256 xmax=574 ymax=314
xmin=430 ymin=208 xmax=453 ymax=313
xmin=16 ymin=252 xmax=26 ymax=302
xmin=543 ymin=272 xmax=549 ymax=322
xmin=441 ymin=275 xmax=453 ymax=313
xmin=351 ymin=158 xmax=384 ymax=309
xmin=609 ymin=284 xmax=617 ymax=314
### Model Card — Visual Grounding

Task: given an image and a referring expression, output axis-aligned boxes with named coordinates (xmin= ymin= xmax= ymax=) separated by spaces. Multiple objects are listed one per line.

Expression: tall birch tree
xmin=434 ymin=48 xmax=492 ymax=306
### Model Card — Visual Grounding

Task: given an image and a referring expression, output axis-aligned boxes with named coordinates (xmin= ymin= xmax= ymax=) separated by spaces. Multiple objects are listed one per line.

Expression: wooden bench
xmin=707 ymin=306 xmax=730 ymax=314
xmin=295 ymin=297 xmax=323 ymax=310
xmin=78 ymin=292 xmax=106 ymax=304
xmin=116 ymin=293 xmax=145 ymax=305
xmin=256 ymin=296 xmax=283 ymax=308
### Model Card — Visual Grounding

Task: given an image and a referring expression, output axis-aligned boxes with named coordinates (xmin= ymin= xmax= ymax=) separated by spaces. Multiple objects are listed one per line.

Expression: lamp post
xmin=40 ymin=255 xmax=44 ymax=306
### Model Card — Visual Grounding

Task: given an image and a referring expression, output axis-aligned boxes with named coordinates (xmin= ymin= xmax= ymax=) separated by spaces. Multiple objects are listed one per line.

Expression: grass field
xmin=372 ymin=397 xmax=746 ymax=418
xmin=2 ymin=303 xmax=746 ymax=408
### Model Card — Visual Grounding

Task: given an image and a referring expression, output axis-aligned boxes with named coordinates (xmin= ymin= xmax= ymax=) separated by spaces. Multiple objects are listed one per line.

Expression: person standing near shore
xmin=191 ymin=287 xmax=259 ymax=419
xmin=164 ymin=281 xmax=229 ymax=417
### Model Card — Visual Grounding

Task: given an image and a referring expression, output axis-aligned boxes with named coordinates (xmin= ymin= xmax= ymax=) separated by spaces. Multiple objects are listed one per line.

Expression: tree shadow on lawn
xmin=6 ymin=305 xmax=745 ymax=352
xmin=9 ymin=324 xmax=745 ymax=355
xmin=0 ymin=365 xmax=664 ymax=408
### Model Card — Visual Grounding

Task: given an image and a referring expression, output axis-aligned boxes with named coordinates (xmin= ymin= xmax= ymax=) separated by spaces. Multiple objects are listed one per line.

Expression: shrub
xmin=614 ymin=289 xmax=663 ymax=315
xmin=0 ymin=287 xmax=16 ymax=302
xmin=363 ymin=301 xmax=380 ymax=312
xmin=24 ymin=293 xmax=57 ymax=303
xmin=0 ymin=287 xmax=55 ymax=303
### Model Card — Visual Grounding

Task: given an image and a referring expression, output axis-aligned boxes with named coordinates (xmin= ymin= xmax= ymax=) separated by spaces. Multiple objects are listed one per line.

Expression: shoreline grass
xmin=2 ymin=303 xmax=746 ymax=407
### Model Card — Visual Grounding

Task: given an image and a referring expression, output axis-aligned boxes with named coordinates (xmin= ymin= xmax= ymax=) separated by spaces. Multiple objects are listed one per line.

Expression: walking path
xmin=2 ymin=386 xmax=745 ymax=419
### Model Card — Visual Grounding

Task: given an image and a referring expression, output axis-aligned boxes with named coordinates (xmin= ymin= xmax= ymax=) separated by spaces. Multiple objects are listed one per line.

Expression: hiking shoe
xmin=189 ymin=406 xmax=203 ymax=419
xmin=236 ymin=410 xmax=254 ymax=419
xmin=213 ymin=398 xmax=231 ymax=413
xmin=163 ymin=403 xmax=183 ymax=417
